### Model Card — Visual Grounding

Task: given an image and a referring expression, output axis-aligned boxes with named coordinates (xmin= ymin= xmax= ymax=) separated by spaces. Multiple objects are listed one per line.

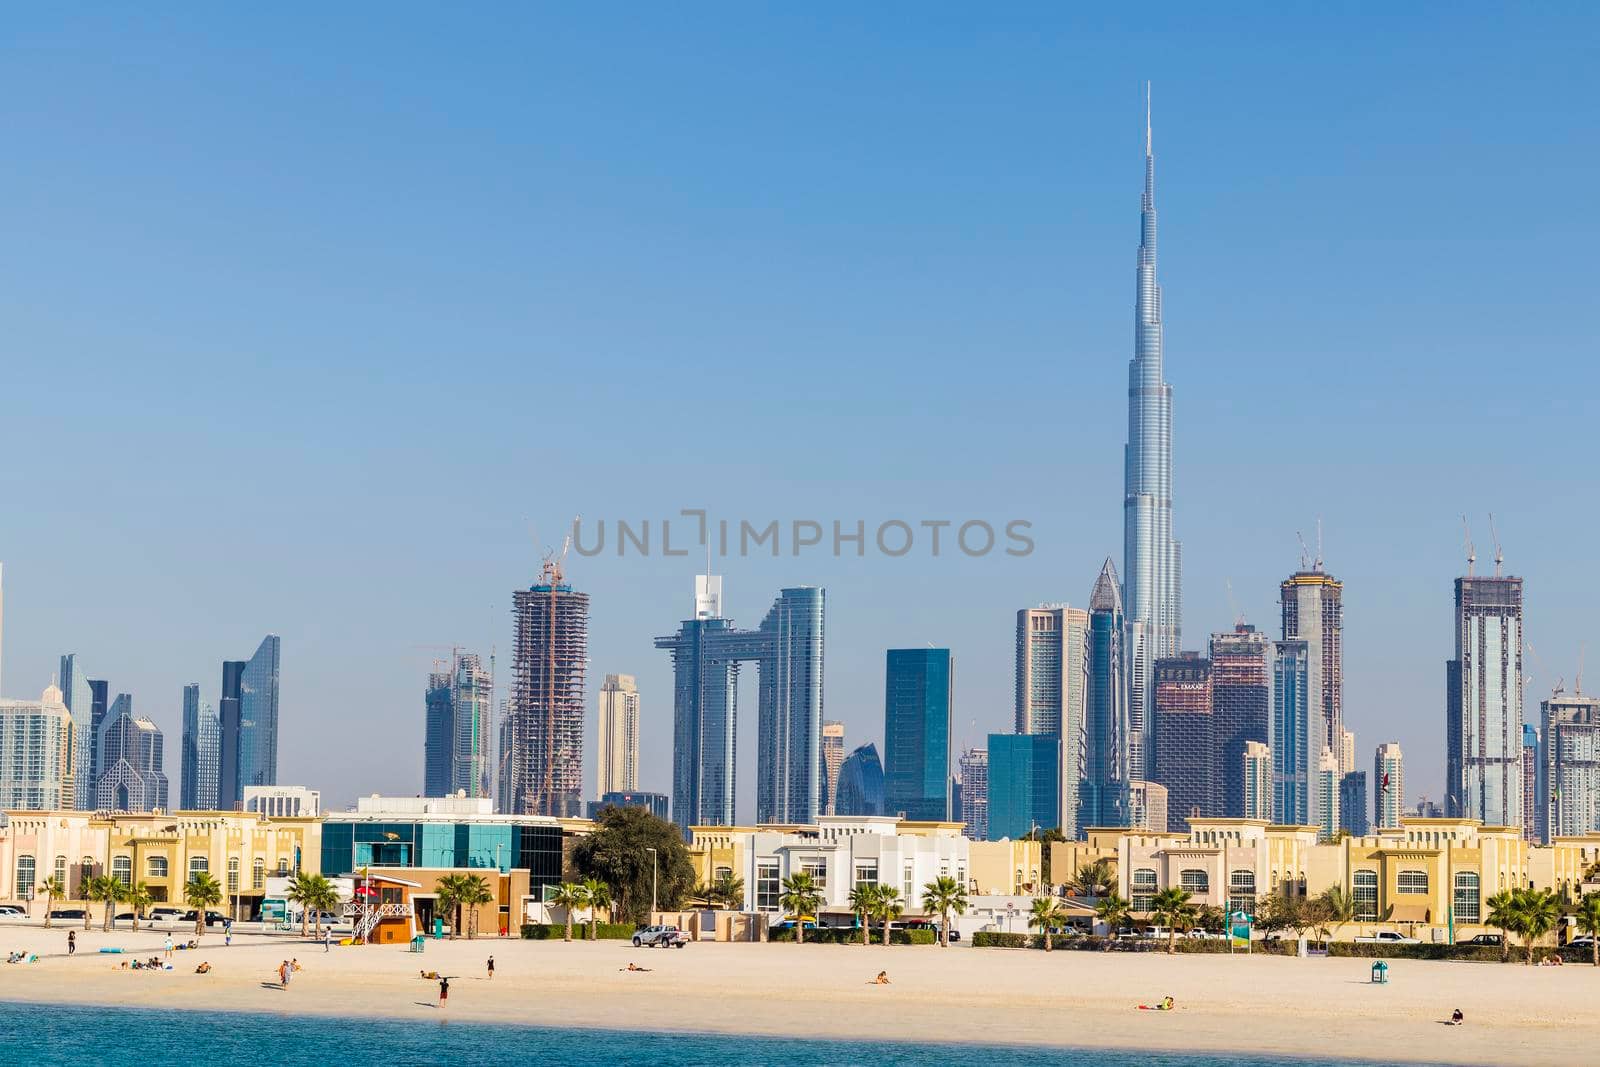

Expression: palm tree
xmin=1094 ymin=892 xmax=1132 ymax=939
xmin=87 ymin=876 xmax=124 ymax=932
xmin=1066 ymin=860 xmax=1115 ymax=902
xmin=1321 ymin=886 xmax=1356 ymax=944
xmin=1573 ymin=892 xmax=1600 ymax=968
xmin=286 ymin=873 xmax=314 ymax=938
xmin=920 ymin=876 xmax=968 ymax=947
xmin=1514 ymin=888 xmax=1560 ymax=965
xmin=302 ymin=874 xmax=341 ymax=938
xmin=778 ymin=872 xmax=822 ymax=944
xmin=873 ymin=885 xmax=904 ymax=946
xmin=125 ymin=882 xmax=153 ymax=931
xmin=1029 ymin=896 xmax=1064 ymax=951
xmin=550 ymin=882 xmax=589 ymax=942
xmin=40 ymin=875 xmax=67 ymax=928
xmin=1150 ymin=887 xmax=1196 ymax=954
xmin=712 ymin=873 xmax=744 ymax=908
xmin=848 ymin=883 xmax=878 ymax=947
xmin=1486 ymin=889 xmax=1518 ymax=962
xmin=463 ymin=875 xmax=494 ymax=939
xmin=436 ymin=874 xmax=471 ymax=941
xmin=185 ymin=872 xmax=223 ymax=938
xmin=582 ymin=879 xmax=612 ymax=941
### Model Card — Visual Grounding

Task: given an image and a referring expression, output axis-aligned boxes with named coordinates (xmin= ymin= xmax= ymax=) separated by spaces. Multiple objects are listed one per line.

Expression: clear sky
xmin=2 ymin=5 xmax=1596 ymax=815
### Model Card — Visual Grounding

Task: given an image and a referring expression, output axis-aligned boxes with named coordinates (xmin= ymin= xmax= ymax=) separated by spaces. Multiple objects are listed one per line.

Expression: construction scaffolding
xmin=504 ymin=558 xmax=589 ymax=817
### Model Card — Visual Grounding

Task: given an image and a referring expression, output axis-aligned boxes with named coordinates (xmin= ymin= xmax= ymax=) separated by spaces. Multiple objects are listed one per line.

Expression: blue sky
xmin=1 ymin=5 xmax=1595 ymax=814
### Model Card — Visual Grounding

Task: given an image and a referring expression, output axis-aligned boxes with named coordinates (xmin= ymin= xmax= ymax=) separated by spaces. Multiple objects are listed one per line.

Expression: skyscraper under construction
xmin=501 ymin=559 xmax=589 ymax=817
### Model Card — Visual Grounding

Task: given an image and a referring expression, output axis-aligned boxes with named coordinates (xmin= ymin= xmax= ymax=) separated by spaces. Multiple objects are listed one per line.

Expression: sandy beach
xmin=0 ymin=925 xmax=1591 ymax=1064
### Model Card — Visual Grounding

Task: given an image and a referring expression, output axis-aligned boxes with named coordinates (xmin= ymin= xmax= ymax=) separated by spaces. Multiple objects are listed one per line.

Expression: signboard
xmin=261 ymin=898 xmax=287 ymax=923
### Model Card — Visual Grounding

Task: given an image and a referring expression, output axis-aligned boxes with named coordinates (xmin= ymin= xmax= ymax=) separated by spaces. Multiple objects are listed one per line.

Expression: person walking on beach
xmin=438 ymin=975 xmax=449 ymax=1008
xmin=323 ymin=928 xmax=331 ymax=953
xmin=278 ymin=960 xmax=290 ymax=989
xmin=164 ymin=936 xmax=173 ymax=960
xmin=486 ymin=955 xmax=494 ymax=980
xmin=225 ymin=925 xmax=233 ymax=947
xmin=67 ymin=931 xmax=76 ymax=956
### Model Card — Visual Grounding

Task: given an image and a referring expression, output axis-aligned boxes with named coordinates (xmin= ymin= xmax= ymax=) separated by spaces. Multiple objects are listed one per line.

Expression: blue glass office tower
xmin=987 ymin=733 xmax=1061 ymax=840
xmin=58 ymin=653 xmax=96 ymax=809
xmin=1272 ymin=640 xmax=1312 ymax=825
xmin=1081 ymin=559 xmax=1132 ymax=829
xmin=220 ymin=635 xmax=280 ymax=808
xmin=883 ymin=649 xmax=953 ymax=822
xmin=657 ymin=579 xmax=826 ymax=828
xmin=181 ymin=682 xmax=220 ymax=810
xmin=1123 ymin=88 xmax=1182 ymax=775
xmin=834 ymin=742 xmax=885 ymax=816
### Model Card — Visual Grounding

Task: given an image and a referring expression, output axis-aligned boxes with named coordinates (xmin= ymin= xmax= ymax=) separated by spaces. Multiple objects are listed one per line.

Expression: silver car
xmin=631 ymin=924 xmax=680 ymax=947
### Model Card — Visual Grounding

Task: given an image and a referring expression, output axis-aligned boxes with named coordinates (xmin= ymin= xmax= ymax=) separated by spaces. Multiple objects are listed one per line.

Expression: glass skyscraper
xmin=1081 ymin=559 xmax=1132 ymax=830
xmin=1151 ymin=652 xmax=1213 ymax=832
xmin=883 ymin=648 xmax=953 ymax=822
xmin=220 ymin=635 xmax=280 ymax=808
xmin=1209 ymin=626 xmax=1271 ymax=819
xmin=1446 ymin=574 xmax=1524 ymax=826
xmin=657 ymin=578 xmax=826 ymax=828
xmin=1272 ymin=639 xmax=1312 ymax=825
xmin=180 ymin=682 xmax=220 ymax=810
xmin=1123 ymin=89 xmax=1182 ymax=781
xmin=833 ymin=742 xmax=884 ymax=817
xmin=987 ymin=733 xmax=1061 ymax=841
xmin=425 ymin=651 xmax=495 ymax=799
xmin=58 ymin=653 xmax=96 ymax=810
xmin=1015 ymin=606 xmax=1088 ymax=838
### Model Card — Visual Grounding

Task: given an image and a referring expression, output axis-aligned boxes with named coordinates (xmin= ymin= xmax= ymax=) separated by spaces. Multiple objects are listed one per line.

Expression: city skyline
xmin=2 ymin=9 xmax=1597 ymax=812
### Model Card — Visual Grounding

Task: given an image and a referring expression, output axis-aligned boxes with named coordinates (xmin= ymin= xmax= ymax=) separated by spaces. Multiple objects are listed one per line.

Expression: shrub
xmin=971 ymin=931 xmax=1030 ymax=949
xmin=768 ymin=927 xmax=934 ymax=945
xmin=520 ymin=922 xmax=635 ymax=940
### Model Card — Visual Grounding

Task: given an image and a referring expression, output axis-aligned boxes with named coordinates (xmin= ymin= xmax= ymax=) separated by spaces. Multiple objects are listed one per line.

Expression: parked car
xmin=659 ymin=929 xmax=691 ymax=948
xmin=1565 ymin=935 xmax=1595 ymax=949
xmin=47 ymin=908 xmax=89 ymax=920
xmin=1186 ymin=929 xmax=1227 ymax=940
xmin=771 ymin=918 xmax=817 ymax=931
xmin=148 ymin=907 xmax=185 ymax=922
xmin=1354 ymin=931 xmax=1420 ymax=944
xmin=632 ymin=924 xmax=680 ymax=947
xmin=0 ymin=904 xmax=27 ymax=919
xmin=1457 ymin=933 xmax=1503 ymax=946
xmin=181 ymin=910 xmax=230 ymax=928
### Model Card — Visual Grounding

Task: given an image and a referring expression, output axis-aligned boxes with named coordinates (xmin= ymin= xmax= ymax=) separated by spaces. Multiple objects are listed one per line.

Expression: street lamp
xmin=646 ymin=847 xmax=658 ymax=919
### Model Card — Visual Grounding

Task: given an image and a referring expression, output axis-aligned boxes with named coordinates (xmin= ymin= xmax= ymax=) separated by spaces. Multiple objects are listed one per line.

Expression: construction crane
xmin=1487 ymin=513 xmax=1504 ymax=577
xmin=1296 ymin=531 xmax=1311 ymax=572
xmin=1461 ymin=515 xmax=1475 ymax=576
xmin=1225 ymin=578 xmax=1245 ymax=627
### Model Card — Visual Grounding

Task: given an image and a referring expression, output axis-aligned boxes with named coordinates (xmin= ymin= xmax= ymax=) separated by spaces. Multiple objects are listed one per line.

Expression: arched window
xmin=112 ymin=856 xmax=132 ymax=887
xmin=148 ymin=856 xmax=168 ymax=879
xmin=79 ymin=857 xmax=95 ymax=884
xmin=189 ymin=856 xmax=209 ymax=879
xmin=15 ymin=856 xmax=35 ymax=900
xmin=227 ymin=857 xmax=241 ymax=894
xmin=54 ymin=856 xmax=67 ymax=886
xmin=253 ymin=858 xmax=266 ymax=890
xmin=1453 ymin=872 xmax=1480 ymax=923
xmin=1131 ymin=869 xmax=1158 ymax=912
xmin=277 ymin=857 xmax=290 ymax=876
xmin=1179 ymin=869 xmax=1209 ymax=894
xmin=1353 ymin=870 xmax=1379 ymax=920
xmin=714 ymin=866 xmax=732 ymax=881
xmin=1397 ymin=870 xmax=1428 ymax=894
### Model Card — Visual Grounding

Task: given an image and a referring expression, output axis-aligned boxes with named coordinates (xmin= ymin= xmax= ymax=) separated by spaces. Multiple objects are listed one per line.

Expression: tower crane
xmin=1487 ymin=513 xmax=1504 ymax=577
xmin=1461 ymin=515 xmax=1475 ymax=576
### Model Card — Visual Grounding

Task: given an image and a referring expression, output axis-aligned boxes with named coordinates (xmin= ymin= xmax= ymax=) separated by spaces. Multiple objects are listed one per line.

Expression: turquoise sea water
xmin=3 ymin=1002 xmax=1397 ymax=1065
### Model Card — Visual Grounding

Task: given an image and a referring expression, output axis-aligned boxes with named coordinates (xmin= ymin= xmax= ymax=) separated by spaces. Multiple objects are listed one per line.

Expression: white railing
xmin=349 ymin=902 xmax=412 ymax=942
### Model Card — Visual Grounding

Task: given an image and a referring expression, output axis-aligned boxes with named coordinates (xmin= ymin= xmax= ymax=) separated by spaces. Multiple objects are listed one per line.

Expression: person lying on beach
xmin=186 ymin=940 xmax=199 ymax=950
xmin=5 ymin=952 xmax=23 ymax=963
xmin=868 ymin=971 xmax=890 ymax=985
xmin=620 ymin=963 xmax=652 ymax=972
xmin=1539 ymin=955 xmax=1563 ymax=967
xmin=420 ymin=969 xmax=440 ymax=980
xmin=1137 ymin=996 xmax=1175 ymax=1011
xmin=195 ymin=962 xmax=212 ymax=974
xmin=1448 ymin=1009 xmax=1464 ymax=1025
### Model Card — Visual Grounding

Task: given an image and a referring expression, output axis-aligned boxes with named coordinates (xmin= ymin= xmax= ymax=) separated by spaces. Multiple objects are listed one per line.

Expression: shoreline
xmin=0 ymin=928 xmax=1586 ymax=1064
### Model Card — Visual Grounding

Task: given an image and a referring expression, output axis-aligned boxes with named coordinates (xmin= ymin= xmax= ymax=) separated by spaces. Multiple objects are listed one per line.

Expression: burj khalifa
xmin=1123 ymin=86 xmax=1181 ymax=778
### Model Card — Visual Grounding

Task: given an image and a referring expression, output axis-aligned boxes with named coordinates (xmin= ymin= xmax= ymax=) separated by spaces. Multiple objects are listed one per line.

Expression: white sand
xmin=0 ymin=925 xmax=1591 ymax=1064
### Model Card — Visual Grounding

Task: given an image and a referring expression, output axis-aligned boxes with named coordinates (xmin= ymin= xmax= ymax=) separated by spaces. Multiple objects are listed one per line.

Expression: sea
xmin=1 ymin=1001 xmax=1416 ymax=1066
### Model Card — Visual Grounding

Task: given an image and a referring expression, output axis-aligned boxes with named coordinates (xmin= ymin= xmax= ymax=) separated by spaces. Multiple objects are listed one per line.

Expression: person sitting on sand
xmin=869 ymin=971 xmax=890 ymax=985
xmin=1137 ymin=995 xmax=1175 ymax=1011
xmin=195 ymin=962 xmax=212 ymax=974
xmin=1449 ymin=1009 xmax=1464 ymax=1026
xmin=620 ymin=962 xmax=652 ymax=972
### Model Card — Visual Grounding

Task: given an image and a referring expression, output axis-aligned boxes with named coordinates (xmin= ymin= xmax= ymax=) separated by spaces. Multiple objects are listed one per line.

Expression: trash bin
xmin=1371 ymin=960 xmax=1389 ymax=984
xmin=409 ymin=935 xmax=426 ymax=954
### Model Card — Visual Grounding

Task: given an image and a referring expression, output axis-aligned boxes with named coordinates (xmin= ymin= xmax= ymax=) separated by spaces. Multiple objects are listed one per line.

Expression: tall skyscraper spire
xmin=1124 ymin=84 xmax=1182 ymax=776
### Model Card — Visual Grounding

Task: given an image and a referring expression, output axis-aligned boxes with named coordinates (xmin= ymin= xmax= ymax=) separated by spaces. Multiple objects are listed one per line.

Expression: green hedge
xmin=768 ymin=927 xmax=936 ymax=945
xmin=520 ymin=922 xmax=636 ymax=940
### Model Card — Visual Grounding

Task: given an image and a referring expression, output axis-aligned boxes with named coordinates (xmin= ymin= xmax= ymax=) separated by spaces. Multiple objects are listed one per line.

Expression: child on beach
xmin=869 ymin=971 xmax=890 ymax=985
xmin=438 ymin=976 xmax=450 ymax=1008
xmin=487 ymin=956 xmax=495 ymax=980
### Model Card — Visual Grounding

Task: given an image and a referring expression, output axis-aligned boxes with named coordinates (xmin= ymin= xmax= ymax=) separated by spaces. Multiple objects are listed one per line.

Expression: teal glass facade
xmin=987 ymin=733 xmax=1060 ymax=841
xmin=320 ymin=821 xmax=565 ymax=893
xmin=883 ymin=648 xmax=952 ymax=822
